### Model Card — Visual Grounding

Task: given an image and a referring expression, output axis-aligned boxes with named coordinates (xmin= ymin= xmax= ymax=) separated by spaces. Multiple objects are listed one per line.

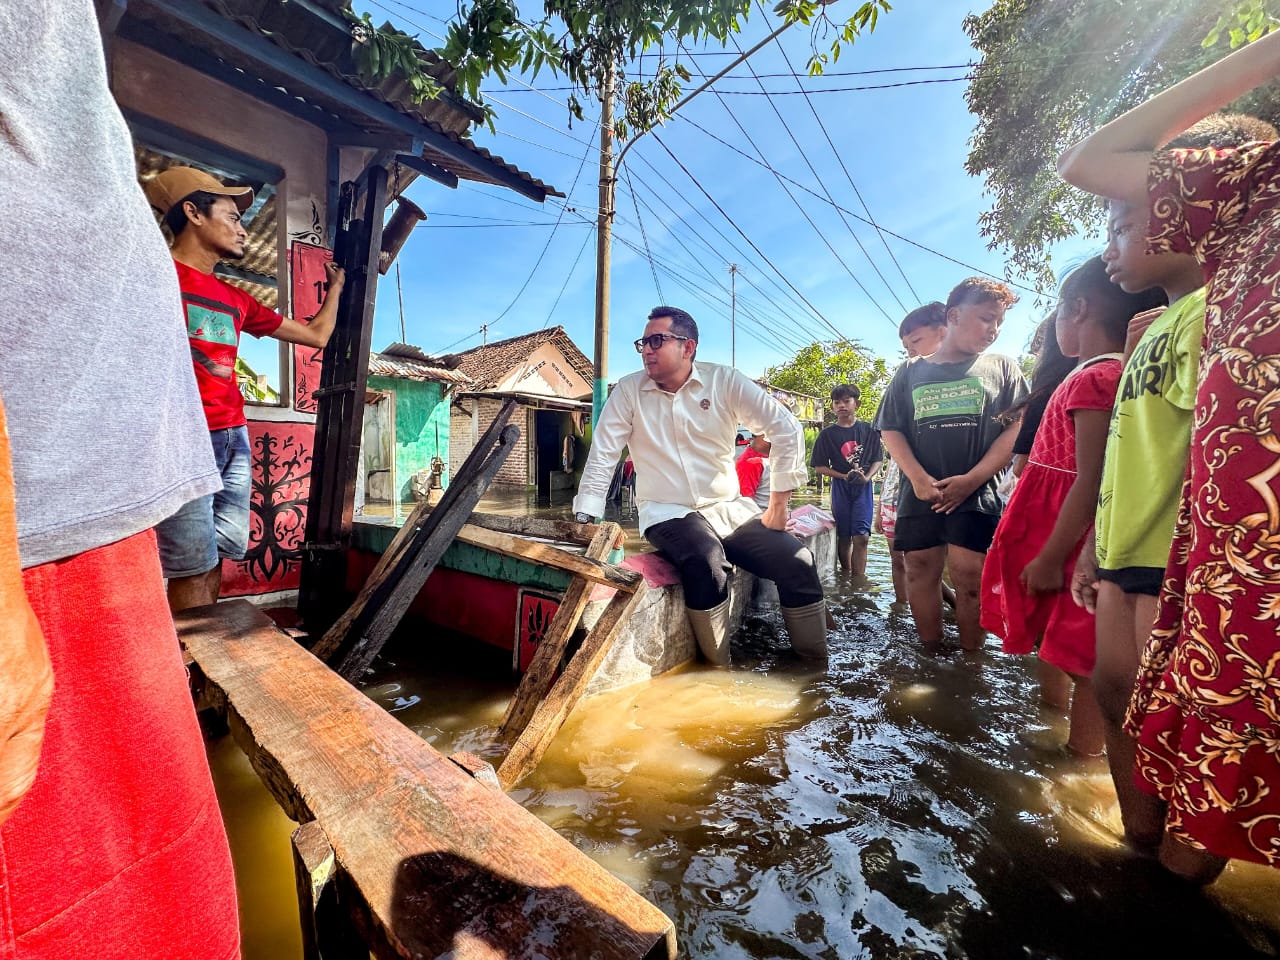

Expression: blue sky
xmin=355 ymin=0 xmax=1103 ymax=381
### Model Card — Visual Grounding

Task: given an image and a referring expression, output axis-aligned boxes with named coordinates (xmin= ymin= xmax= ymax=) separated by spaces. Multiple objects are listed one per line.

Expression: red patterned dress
xmin=981 ymin=356 xmax=1121 ymax=677
xmin=1125 ymin=141 xmax=1280 ymax=867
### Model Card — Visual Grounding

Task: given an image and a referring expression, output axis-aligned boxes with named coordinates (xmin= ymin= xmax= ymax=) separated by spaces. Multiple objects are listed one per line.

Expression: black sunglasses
xmin=634 ymin=333 xmax=691 ymax=353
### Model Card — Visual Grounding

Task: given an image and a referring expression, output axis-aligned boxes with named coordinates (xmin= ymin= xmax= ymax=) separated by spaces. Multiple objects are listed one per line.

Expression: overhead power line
xmin=752 ymin=0 xmax=922 ymax=305
xmin=676 ymin=115 xmax=1049 ymax=298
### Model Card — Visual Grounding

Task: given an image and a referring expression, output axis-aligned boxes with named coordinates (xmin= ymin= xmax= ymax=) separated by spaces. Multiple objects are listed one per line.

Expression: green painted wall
xmin=368 ymin=375 xmax=451 ymax=500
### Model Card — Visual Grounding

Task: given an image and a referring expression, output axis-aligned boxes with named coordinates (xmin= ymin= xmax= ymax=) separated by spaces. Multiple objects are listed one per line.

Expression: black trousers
xmin=645 ymin=513 xmax=824 ymax=611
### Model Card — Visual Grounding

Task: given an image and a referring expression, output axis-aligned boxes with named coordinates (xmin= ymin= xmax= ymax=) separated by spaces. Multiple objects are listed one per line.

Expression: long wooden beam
xmin=179 ymin=601 xmax=675 ymax=960
xmin=456 ymin=523 xmax=641 ymax=592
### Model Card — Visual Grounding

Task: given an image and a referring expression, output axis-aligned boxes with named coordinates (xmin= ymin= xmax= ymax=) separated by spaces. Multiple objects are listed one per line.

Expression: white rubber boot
xmin=686 ymin=598 xmax=732 ymax=665
xmin=782 ymin=599 xmax=828 ymax=660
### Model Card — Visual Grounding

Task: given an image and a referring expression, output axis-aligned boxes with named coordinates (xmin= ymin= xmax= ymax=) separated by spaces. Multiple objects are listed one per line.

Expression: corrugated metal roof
xmin=369 ymin=344 xmax=471 ymax=384
xmin=125 ymin=0 xmax=559 ymax=197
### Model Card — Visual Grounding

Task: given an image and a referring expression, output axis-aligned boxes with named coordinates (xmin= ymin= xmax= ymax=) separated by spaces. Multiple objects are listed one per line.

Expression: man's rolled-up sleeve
xmin=573 ymin=383 xmax=633 ymax=519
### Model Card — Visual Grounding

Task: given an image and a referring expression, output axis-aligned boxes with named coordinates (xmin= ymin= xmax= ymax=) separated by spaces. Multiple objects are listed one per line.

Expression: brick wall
xmin=450 ymin=396 xmax=532 ymax=486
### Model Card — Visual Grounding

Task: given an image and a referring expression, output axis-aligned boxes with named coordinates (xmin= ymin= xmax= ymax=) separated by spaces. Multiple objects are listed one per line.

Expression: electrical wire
xmin=751 ymin=0 xmax=922 ymax=304
xmin=488 ymin=139 xmax=593 ymax=327
xmin=715 ymin=32 xmax=906 ymax=319
xmin=676 ymin=114 xmax=1049 ymax=297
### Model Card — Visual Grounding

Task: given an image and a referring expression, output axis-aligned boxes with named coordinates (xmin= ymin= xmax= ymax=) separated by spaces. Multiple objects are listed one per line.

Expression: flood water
xmin=212 ymin=523 xmax=1280 ymax=959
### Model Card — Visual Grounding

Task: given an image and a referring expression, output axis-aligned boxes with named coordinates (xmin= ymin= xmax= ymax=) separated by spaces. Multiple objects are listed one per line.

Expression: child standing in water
xmin=1060 ymin=34 xmax=1280 ymax=882
xmin=980 ymin=257 xmax=1164 ymax=755
xmin=811 ymin=384 xmax=883 ymax=580
xmin=876 ymin=305 xmax=950 ymax=607
xmin=875 ymin=279 xmax=1027 ymax=652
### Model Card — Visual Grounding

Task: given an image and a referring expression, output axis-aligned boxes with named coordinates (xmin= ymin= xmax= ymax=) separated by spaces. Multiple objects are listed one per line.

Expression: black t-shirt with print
xmin=873 ymin=354 xmax=1027 ymax=518
xmin=810 ymin=421 xmax=882 ymax=489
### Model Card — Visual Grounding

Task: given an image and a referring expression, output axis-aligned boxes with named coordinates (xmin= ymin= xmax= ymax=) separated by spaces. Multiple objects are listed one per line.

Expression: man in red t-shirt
xmin=144 ymin=167 xmax=345 ymax=611
xmin=736 ymin=433 xmax=772 ymax=508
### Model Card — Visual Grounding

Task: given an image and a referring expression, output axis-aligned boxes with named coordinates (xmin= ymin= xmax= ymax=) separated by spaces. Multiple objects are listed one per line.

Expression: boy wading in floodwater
xmin=875 ymin=279 xmax=1027 ymax=652
xmin=876 ymin=305 xmax=951 ymax=608
xmin=1060 ymin=32 xmax=1280 ymax=883
xmin=811 ymin=384 xmax=882 ymax=580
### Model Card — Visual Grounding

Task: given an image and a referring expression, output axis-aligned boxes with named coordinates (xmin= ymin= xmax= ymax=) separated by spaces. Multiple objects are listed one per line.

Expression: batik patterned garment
xmin=1124 ymin=141 xmax=1280 ymax=867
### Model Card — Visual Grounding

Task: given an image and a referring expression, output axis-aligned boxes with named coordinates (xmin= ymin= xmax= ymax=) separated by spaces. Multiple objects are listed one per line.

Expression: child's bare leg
xmin=1093 ymin=581 xmax=1164 ymax=847
xmin=904 ymin=546 xmax=945 ymax=648
xmin=836 ymin=536 xmax=853 ymax=573
xmin=940 ymin=579 xmax=957 ymax=610
xmin=1038 ymin=659 xmax=1071 ymax=710
xmin=887 ymin=539 xmax=908 ymax=604
xmin=944 ymin=544 xmax=986 ymax=652
xmin=849 ymin=534 xmax=870 ymax=578
xmin=1066 ymin=674 xmax=1106 ymax=756
xmin=1159 ymin=832 xmax=1229 ymax=885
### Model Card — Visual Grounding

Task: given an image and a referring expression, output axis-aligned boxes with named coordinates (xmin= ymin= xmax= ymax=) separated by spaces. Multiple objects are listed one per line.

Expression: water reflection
xmin=219 ymin=532 xmax=1280 ymax=959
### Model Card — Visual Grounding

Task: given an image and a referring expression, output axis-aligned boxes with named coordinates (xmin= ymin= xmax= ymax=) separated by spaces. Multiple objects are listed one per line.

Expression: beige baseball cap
xmin=143 ymin=166 xmax=253 ymax=215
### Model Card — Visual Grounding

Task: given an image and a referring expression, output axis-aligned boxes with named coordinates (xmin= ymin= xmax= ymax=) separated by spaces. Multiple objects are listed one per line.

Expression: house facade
xmin=447 ymin=327 xmax=593 ymax=496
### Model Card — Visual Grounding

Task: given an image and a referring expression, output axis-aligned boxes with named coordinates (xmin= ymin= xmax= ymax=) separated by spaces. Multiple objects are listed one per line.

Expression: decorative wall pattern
xmin=221 ymin=420 xmax=315 ymax=596
xmin=290 ymin=240 xmax=333 ymax=413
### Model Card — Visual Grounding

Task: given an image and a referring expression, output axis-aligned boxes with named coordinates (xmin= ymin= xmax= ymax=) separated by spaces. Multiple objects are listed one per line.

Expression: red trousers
xmin=0 ymin=531 xmax=239 ymax=959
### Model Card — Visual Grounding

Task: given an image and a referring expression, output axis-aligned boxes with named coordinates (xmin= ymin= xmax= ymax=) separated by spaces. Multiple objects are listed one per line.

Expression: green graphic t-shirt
xmin=1095 ymin=287 xmax=1206 ymax=573
xmin=874 ymin=353 xmax=1028 ymax=518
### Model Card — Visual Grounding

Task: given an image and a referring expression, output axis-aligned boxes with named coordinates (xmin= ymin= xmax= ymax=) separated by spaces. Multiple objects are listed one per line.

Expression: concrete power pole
xmin=592 ymin=66 xmax=616 ymax=427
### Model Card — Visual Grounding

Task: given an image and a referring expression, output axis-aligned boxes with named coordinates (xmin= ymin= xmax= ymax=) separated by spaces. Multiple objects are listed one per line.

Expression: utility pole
xmin=590 ymin=17 xmax=797 ymax=426
xmin=592 ymin=64 xmax=616 ymax=427
xmin=481 ymin=323 xmax=488 ymax=345
xmin=728 ymin=263 xmax=738 ymax=368
xmin=396 ymin=261 xmax=406 ymax=343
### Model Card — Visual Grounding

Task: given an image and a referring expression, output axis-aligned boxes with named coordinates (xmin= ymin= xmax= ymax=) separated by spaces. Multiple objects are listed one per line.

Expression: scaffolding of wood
xmin=179 ymin=600 xmax=675 ymax=960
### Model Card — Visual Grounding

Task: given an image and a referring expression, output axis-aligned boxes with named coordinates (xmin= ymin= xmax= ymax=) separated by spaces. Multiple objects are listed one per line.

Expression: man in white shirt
xmin=574 ymin=307 xmax=826 ymax=663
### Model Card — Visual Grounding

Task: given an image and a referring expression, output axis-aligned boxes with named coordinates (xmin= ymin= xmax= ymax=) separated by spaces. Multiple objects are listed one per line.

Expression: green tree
xmin=431 ymin=0 xmax=892 ymax=137
xmin=762 ymin=340 xmax=891 ymax=423
xmin=963 ymin=0 xmax=1280 ymax=290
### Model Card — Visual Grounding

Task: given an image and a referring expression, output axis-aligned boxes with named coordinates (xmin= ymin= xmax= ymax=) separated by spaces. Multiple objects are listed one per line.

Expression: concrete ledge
xmin=581 ymin=527 xmax=836 ymax=696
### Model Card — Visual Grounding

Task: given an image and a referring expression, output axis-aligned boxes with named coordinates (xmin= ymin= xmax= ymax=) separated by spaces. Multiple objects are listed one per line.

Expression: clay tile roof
xmin=451 ymin=326 xmax=592 ymax=390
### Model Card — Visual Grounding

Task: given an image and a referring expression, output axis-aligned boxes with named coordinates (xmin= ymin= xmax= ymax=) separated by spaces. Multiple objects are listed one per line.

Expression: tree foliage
xmin=432 ymin=0 xmax=891 ymax=139
xmin=762 ymin=341 xmax=891 ymax=423
xmin=963 ymin=0 xmax=1280 ymax=290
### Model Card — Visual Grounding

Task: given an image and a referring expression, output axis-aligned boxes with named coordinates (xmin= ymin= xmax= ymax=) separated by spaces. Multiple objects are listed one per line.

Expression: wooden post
xmin=291 ymin=821 xmax=367 ymax=960
xmin=321 ymin=409 xmax=522 ymax=680
xmin=300 ymin=163 xmax=390 ymax=631
xmin=497 ymin=523 xmax=619 ymax=747
xmin=497 ymin=581 xmax=648 ymax=789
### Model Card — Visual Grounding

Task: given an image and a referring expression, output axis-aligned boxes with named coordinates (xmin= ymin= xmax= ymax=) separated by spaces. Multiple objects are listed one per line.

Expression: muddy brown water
xmin=210 ymin=501 xmax=1280 ymax=959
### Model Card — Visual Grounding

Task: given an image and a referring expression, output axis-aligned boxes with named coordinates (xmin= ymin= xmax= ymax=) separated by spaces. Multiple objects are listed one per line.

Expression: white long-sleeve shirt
xmin=573 ymin=361 xmax=807 ymax=536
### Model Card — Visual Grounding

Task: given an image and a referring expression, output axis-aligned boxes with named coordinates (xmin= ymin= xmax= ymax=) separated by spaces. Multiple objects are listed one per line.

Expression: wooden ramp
xmin=179 ymin=600 xmax=675 ymax=960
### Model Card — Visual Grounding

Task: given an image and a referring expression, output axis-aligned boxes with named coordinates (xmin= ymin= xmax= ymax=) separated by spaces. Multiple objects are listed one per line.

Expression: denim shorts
xmin=156 ymin=425 xmax=252 ymax=578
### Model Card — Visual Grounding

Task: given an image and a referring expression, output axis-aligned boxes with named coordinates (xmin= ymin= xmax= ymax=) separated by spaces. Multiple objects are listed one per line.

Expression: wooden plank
xmin=497 ymin=582 xmax=649 ymax=790
xmin=313 ymin=401 xmax=521 ymax=663
xmin=464 ymin=512 xmax=607 ymax=547
xmin=497 ymin=524 xmax=619 ymax=747
xmin=179 ymin=601 xmax=675 ymax=960
xmin=457 ymin=523 xmax=641 ymax=592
